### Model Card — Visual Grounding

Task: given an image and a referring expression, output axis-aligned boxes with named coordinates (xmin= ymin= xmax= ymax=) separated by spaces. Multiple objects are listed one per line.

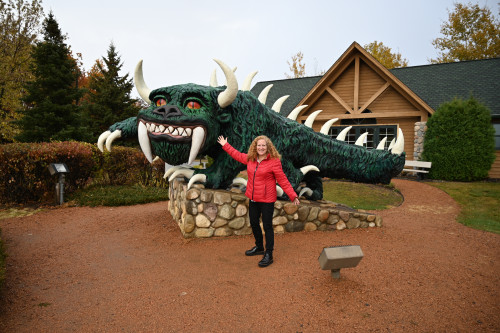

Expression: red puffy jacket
xmin=223 ymin=143 xmax=298 ymax=203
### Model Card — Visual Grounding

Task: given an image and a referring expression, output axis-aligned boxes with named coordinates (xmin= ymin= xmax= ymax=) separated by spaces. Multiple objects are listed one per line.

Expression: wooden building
xmin=251 ymin=42 xmax=500 ymax=179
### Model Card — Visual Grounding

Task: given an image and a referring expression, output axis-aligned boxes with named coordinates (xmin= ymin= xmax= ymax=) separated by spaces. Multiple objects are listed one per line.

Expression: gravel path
xmin=0 ymin=179 xmax=499 ymax=332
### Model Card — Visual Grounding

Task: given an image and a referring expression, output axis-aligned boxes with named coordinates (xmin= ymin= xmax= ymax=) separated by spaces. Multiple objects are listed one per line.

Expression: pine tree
xmin=83 ymin=42 xmax=140 ymax=142
xmin=16 ymin=12 xmax=89 ymax=142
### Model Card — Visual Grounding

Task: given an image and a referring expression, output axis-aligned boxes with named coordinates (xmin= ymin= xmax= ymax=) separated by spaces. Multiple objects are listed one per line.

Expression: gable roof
xmin=251 ymin=47 xmax=500 ymax=118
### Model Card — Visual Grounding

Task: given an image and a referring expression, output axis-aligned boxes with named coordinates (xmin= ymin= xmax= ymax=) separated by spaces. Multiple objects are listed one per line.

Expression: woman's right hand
xmin=217 ymin=136 xmax=228 ymax=146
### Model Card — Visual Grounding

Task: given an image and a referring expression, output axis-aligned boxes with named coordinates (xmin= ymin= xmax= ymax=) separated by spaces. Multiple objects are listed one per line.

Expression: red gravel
xmin=0 ymin=179 xmax=499 ymax=332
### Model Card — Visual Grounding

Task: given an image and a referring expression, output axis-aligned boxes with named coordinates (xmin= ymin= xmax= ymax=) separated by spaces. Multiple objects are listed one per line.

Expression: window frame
xmin=328 ymin=124 xmax=399 ymax=149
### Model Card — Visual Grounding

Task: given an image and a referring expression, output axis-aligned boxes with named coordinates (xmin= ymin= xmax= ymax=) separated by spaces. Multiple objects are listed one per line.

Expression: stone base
xmin=168 ymin=179 xmax=383 ymax=238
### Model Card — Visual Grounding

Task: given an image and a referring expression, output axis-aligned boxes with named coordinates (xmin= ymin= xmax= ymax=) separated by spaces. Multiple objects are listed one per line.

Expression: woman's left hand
xmin=293 ymin=197 xmax=300 ymax=205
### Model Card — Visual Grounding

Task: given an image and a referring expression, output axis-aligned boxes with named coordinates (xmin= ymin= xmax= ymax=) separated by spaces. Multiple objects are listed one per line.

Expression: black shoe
xmin=258 ymin=252 xmax=273 ymax=267
xmin=245 ymin=246 xmax=265 ymax=256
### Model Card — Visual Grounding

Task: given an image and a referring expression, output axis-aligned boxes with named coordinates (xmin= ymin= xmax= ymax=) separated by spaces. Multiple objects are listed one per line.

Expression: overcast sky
xmin=42 ymin=0 xmax=498 ymax=98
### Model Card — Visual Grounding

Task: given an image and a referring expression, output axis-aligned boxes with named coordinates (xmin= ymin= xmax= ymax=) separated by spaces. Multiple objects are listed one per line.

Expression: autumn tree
xmin=16 ymin=12 xmax=89 ymax=142
xmin=364 ymin=41 xmax=408 ymax=69
xmin=285 ymin=51 xmax=306 ymax=78
xmin=431 ymin=2 xmax=500 ymax=63
xmin=0 ymin=0 xmax=44 ymax=143
xmin=82 ymin=42 xmax=140 ymax=142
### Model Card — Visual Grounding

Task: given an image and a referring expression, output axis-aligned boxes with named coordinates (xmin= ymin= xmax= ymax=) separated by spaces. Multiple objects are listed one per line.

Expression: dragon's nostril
xmin=153 ymin=104 xmax=184 ymax=119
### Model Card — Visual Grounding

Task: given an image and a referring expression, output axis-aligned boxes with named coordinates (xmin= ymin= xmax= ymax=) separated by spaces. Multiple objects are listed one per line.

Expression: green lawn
xmin=67 ymin=184 xmax=169 ymax=207
xmin=322 ymin=180 xmax=402 ymax=210
xmin=426 ymin=181 xmax=500 ymax=234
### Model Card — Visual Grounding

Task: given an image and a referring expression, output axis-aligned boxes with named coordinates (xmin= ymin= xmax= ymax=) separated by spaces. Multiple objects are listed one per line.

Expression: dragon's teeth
xmin=172 ymin=128 xmax=179 ymax=135
xmin=168 ymin=126 xmax=174 ymax=133
xmin=159 ymin=125 xmax=165 ymax=132
xmin=146 ymin=123 xmax=151 ymax=131
xmin=186 ymin=128 xmax=192 ymax=136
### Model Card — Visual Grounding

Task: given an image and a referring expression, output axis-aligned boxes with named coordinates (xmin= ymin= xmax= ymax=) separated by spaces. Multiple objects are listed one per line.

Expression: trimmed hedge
xmin=422 ymin=97 xmax=495 ymax=181
xmin=0 ymin=141 xmax=166 ymax=204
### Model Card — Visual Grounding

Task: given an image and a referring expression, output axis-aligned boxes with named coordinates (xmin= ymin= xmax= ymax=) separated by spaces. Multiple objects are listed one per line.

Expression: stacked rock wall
xmin=414 ymin=121 xmax=427 ymax=160
xmin=168 ymin=179 xmax=383 ymax=238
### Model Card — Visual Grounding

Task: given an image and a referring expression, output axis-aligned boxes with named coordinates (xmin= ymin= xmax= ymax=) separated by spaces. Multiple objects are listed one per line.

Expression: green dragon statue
xmin=98 ymin=59 xmax=405 ymax=200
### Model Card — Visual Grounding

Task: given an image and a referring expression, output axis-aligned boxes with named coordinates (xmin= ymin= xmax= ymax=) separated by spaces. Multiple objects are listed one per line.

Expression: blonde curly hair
xmin=247 ymin=135 xmax=281 ymax=161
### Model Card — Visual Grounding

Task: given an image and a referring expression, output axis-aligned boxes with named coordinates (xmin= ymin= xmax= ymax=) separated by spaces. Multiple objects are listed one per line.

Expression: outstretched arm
xmin=218 ymin=136 xmax=248 ymax=165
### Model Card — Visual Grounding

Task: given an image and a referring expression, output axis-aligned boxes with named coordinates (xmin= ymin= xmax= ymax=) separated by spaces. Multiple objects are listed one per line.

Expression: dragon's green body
xmin=98 ymin=60 xmax=405 ymax=200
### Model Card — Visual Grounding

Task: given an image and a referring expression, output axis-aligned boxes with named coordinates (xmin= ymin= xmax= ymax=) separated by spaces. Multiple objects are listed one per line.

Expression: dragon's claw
xmin=169 ymin=168 xmax=195 ymax=182
xmin=164 ymin=166 xmax=183 ymax=179
xmin=232 ymin=177 xmax=248 ymax=187
xmin=106 ymin=130 xmax=122 ymax=152
xmin=298 ymin=187 xmax=313 ymax=198
xmin=300 ymin=165 xmax=320 ymax=175
xmin=97 ymin=131 xmax=111 ymax=152
xmin=276 ymin=185 xmax=284 ymax=197
xmin=188 ymin=174 xmax=207 ymax=189
xmin=97 ymin=130 xmax=122 ymax=152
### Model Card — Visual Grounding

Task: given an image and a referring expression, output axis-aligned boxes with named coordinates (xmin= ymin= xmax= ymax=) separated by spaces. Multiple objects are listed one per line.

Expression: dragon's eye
xmin=186 ymin=101 xmax=201 ymax=109
xmin=155 ymin=98 xmax=167 ymax=107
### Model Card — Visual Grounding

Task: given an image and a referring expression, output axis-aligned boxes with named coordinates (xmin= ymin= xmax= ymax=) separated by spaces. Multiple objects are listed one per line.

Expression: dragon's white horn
xmin=320 ymin=118 xmax=339 ymax=135
xmin=391 ymin=128 xmax=405 ymax=155
xmin=241 ymin=71 xmax=258 ymax=91
xmin=271 ymin=95 xmax=289 ymax=113
xmin=305 ymin=110 xmax=323 ymax=128
xmin=336 ymin=126 xmax=352 ymax=141
xmin=214 ymin=59 xmax=238 ymax=108
xmin=287 ymin=105 xmax=308 ymax=121
xmin=258 ymin=84 xmax=273 ymax=104
xmin=134 ymin=60 xmax=151 ymax=104
xmin=210 ymin=69 xmax=218 ymax=87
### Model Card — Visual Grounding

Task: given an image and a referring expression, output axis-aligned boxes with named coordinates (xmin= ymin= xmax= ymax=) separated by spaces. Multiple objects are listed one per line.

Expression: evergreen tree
xmin=16 ymin=12 xmax=89 ymax=142
xmin=83 ymin=42 xmax=140 ymax=142
xmin=422 ymin=97 xmax=495 ymax=181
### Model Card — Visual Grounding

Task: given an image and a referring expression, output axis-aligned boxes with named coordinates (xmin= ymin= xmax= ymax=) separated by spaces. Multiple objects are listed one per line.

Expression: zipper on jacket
xmin=251 ymin=160 xmax=261 ymax=201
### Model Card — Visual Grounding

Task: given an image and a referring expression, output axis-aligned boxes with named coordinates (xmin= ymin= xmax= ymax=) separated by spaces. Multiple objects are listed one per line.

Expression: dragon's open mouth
xmin=137 ymin=119 xmax=206 ymax=164
xmin=145 ymin=121 xmax=194 ymax=139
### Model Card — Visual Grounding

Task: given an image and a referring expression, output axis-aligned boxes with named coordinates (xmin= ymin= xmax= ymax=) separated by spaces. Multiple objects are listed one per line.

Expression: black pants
xmin=249 ymin=201 xmax=275 ymax=252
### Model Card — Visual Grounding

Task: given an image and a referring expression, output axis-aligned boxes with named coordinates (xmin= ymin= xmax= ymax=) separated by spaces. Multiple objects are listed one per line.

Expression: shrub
xmin=0 ymin=141 xmax=166 ymax=204
xmin=422 ymin=97 xmax=495 ymax=181
xmin=0 ymin=141 xmax=98 ymax=203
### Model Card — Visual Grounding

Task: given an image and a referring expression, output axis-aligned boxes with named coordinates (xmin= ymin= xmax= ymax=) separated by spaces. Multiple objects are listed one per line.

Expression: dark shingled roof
xmin=250 ymin=57 xmax=500 ymax=118
xmin=251 ymin=76 xmax=321 ymax=118
xmin=390 ymin=58 xmax=500 ymax=117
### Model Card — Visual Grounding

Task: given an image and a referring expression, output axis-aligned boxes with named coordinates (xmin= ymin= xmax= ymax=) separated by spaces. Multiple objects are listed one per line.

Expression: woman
xmin=217 ymin=135 xmax=300 ymax=267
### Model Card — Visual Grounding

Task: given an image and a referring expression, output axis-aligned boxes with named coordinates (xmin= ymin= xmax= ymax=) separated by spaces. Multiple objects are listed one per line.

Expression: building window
xmin=494 ymin=123 xmax=500 ymax=150
xmin=328 ymin=125 xmax=398 ymax=149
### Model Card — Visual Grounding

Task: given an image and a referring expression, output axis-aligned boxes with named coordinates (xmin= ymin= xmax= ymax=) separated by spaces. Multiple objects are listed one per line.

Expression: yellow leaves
xmin=364 ymin=41 xmax=408 ymax=69
xmin=431 ymin=2 xmax=500 ymax=63
xmin=285 ymin=51 xmax=306 ymax=79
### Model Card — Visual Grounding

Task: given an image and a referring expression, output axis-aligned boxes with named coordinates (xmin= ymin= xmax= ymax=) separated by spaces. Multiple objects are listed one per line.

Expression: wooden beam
xmin=299 ymin=111 xmax=423 ymax=121
xmin=359 ymin=82 xmax=390 ymax=113
xmin=353 ymin=56 xmax=359 ymax=113
xmin=326 ymin=87 xmax=352 ymax=113
xmin=296 ymin=58 xmax=355 ymax=113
